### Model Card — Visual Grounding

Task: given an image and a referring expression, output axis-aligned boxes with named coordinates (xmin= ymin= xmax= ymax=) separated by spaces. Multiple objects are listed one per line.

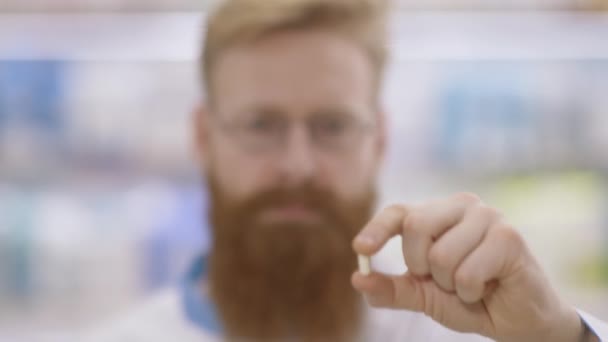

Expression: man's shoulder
xmin=82 ymin=288 xmax=217 ymax=342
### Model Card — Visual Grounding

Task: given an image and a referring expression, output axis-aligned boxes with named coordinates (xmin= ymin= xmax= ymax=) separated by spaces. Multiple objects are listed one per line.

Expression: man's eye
xmin=316 ymin=117 xmax=349 ymax=135
xmin=247 ymin=117 xmax=282 ymax=133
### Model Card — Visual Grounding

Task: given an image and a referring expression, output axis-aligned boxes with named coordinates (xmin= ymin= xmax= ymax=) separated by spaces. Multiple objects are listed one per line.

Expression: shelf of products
xmin=0 ymin=0 xmax=606 ymax=12
xmin=1 ymin=10 xmax=608 ymax=336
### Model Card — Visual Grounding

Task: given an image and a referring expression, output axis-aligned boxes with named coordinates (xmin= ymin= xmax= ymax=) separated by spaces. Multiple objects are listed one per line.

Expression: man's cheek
xmin=240 ymin=157 xmax=282 ymax=187
xmin=329 ymin=167 xmax=371 ymax=199
xmin=212 ymin=162 xmax=265 ymax=199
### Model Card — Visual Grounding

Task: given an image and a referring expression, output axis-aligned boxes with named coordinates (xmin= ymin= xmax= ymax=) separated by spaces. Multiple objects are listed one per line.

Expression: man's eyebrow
xmin=311 ymin=106 xmax=368 ymax=120
xmin=240 ymin=104 xmax=285 ymax=117
xmin=311 ymin=105 xmax=355 ymax=116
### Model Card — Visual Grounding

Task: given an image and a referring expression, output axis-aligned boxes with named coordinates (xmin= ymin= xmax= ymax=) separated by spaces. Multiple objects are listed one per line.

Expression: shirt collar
xmin=180 ymin=255 xmax=223 ymax=334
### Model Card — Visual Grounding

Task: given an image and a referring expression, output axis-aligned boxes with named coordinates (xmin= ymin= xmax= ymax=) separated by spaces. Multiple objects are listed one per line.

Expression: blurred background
xmin=1 ymin=0 xmax=608 ymax=340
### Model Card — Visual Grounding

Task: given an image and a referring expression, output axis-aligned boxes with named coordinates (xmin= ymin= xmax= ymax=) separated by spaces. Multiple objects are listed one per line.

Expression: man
xmin=89 ymin=0 xmax=607 ymax=340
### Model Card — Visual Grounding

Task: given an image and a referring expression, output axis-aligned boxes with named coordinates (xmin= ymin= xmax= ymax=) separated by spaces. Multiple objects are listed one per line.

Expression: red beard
xmin=207 ymin=176 xmax=375 ymax=341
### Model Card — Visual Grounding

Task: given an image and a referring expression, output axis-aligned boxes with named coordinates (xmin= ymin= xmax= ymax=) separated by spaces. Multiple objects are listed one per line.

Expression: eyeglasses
xmin=212 ymin=110 xmax=375 ymax=155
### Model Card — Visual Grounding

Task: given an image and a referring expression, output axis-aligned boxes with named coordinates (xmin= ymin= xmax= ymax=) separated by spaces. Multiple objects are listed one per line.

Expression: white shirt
xmin=84 ymin=287 xmax=495 ymax=342
xmin=84 ymin=257 xmax=608 ymax=342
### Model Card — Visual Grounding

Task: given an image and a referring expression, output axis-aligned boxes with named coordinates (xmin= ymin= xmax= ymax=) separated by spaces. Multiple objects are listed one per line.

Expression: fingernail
xmin=355 ymin=235 xmax=376 ymax=246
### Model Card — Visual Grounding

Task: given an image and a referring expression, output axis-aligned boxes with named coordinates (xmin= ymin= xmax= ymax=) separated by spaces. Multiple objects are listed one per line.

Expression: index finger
xmin=353 ymin=204 xmax=408 ymax=255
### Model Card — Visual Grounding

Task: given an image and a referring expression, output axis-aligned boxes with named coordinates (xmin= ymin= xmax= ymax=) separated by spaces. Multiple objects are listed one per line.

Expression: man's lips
xmin=257 ymin=204 xmax=322 ymax=225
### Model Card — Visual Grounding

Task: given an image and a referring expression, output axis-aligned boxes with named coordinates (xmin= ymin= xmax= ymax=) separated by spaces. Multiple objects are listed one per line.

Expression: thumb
xmin=351 ymin=271 xmax=424 ymax=311
xmin=352 ymin=271 xmax=496 ymax=336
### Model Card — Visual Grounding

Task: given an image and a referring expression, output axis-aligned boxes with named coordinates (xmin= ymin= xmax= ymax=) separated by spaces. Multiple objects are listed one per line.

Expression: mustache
xmin=233 ymin=185 xmax=339 ymax=216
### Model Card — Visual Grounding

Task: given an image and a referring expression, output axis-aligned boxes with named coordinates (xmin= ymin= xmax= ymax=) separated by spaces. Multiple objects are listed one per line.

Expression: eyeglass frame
xmin=209 ymin=107 xmax=378 ymax=155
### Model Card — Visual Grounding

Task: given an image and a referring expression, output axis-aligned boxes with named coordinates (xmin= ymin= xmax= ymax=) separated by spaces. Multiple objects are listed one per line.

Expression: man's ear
xmin=193 ymin=104 xmax=211 ymax=170
xmin=375 ymin=109 xmax=387 ymax=163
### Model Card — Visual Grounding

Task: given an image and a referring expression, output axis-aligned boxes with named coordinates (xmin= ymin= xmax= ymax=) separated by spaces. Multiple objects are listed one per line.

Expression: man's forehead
xmin=210 ymin=29 xmax=376 ymax=115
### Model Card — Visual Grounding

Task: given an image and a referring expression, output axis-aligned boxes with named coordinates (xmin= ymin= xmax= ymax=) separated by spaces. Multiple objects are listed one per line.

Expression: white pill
xmin=358 ymin=254 xmax=371 ymax=276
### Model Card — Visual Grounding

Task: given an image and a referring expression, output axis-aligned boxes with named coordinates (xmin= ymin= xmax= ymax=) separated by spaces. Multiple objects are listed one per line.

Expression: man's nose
xmin=276 ymin=123 xmax=317 ymax=186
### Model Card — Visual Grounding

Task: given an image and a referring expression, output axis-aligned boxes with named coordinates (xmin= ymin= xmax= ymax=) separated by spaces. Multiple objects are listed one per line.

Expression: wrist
xmin=579 ymin=318 xmax=599 ymax=342
xmin=555 ymin=306 xmax=585 ymax=342
xmin=497 ymin=306 xmax=582 ymax=342
xmin=524 ymin=306 xmax=583 ymax=342
xmin=548 ymin=306 xmax=588 ymax=342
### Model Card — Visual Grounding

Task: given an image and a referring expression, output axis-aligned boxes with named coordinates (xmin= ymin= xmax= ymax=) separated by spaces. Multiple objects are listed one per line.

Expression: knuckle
xmin=453 ymin=192 xmax=481 ymax=205
xmin=385 ymin=203 xmax=406 ymax=216
xmin=402 ymin=212 xmax=420 ymax=235
xmin=493 ymin=223 xmax=524 ymax=246
xmin=425 ymin=287 xmax=445 ymax=324
xmin=408 ymin=262 xmax=429 ymax=276
xmin=428 ymin=246 xmax=451 ymax=271
xmin=454 ymin=268 xmax=478 ymax=291
xmin=470 ymin=204 xmax=502 ymax=221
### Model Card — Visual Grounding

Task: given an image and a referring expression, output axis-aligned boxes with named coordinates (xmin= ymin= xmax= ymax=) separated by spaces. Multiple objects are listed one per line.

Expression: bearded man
xmin=88 ymin=0 xmax=607 ymax=341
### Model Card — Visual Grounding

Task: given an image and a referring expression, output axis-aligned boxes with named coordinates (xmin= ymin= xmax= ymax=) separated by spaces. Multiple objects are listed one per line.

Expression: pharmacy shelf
xmin=0 ymin=0 xmax=605 ymax=12
xmin=390 ymin=12 xmax=608 ymax=61
xmin=0 ymin=12 xmax=608 ymax=61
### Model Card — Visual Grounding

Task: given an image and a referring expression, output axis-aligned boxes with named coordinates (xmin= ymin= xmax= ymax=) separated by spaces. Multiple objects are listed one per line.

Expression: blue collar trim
xmin=180 ymin=256 xmax=223 ymax=335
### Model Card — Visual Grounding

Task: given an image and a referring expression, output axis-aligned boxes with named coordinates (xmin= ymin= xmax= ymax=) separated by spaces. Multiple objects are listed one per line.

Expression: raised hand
xmin=352 ymin=193 xmax=588 ymax=342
